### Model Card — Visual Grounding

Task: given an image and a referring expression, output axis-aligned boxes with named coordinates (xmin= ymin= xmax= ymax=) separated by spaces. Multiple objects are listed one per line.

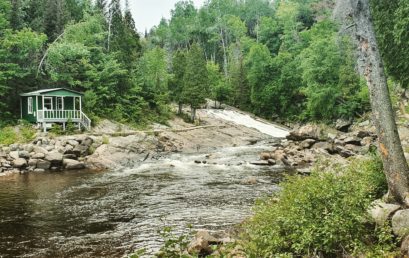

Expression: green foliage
xmin=0 ymin=123 xmax=36 ymax=145
xmin=371 ymin=0 xmax=409 ymax=88
xmin=155 ymin=226 xmax=194 ymax=258
xmin=241 ymin=156 xmax=394 ymax=257
xmin=183 ymin=43 xmax=209 ymax=109
xmin=0 ymin=127 xmax=18 ymax=145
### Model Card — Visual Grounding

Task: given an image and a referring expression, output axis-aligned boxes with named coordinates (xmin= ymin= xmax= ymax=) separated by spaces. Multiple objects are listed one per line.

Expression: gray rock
xmin=45 ymin=152 xmax=63 ymax=164
xmin=36 ymin=159 xmax=51 ymax=170
xmin=28 ymin=159 xmax=38 ymax=167
xmin=24 ymin=145 xmax=34 ymax=153
xmin=359 ymin=120 xmax=370 ymax=127
xmin=312 ymin=141 xmax=334 ymax=154
xmin=9 ymin=151 xmax=19 ymax=160
xmin=9 ymin=144 xmax=19 ymax=151
xmin=13 ymin=158 xmax=27 ymax=168
xmin=356 ymin=131 xmax=371 ymax=138
xmin=343 ymin=136 xmax=362 ymax=146
xmin=369 ymin=200 xmax=401 ymax=225
xmin=33 ymin=146 xmax=48 ymax=155
xmin=63 ymin=154 xmax=77 ymax=160
xmin=250 ymin=160 xmax=270 ymax=166
xmin=63 ymin=159 xmax=85 ymax=170
xmin=34 ymin=168 xmax=45 ymax=173
xmin=18 ymin=151 xmax=30 ymax=159
xmin=63 ymin=144 xmax=74 ymax=154
xmin=67 ymin=140 xmax=79 ymax=146
xmin=73 ymin=144 xmax=89 ymax=156
xmin=335 ymin=119 xmax=352 ymax=132
xmin=392 ymin=209 xmax=409 ymax=237
xmin=401 ymin=235 xmax=409 ymax=256
xmin=32 ymin=153 xmax=45 ymax=159
xmin=45 ymin=145 xmax=54 ymax=151
xmin=286 ymin=124 xmax=323 ymax=141
xmin=82 ymin=137 xmax=93 ymax=146
xmin=301 ymin=139 xmax=316 ymax=149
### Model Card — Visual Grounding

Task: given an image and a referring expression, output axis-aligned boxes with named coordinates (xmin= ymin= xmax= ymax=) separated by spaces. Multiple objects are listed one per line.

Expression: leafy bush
xmin=241 ymin=156 xmax=395 ymax=257
xmin=0 ymin=123 xmax=36 ymax=145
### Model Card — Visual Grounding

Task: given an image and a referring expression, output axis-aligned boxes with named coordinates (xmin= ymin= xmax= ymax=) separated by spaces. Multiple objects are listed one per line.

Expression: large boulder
xmin=286 ymin=124 xmax=323 ymax=141
xmin=343 ymin=136 xmax=362 ymax=146
xmin=13 ymin=158 xmax=27 ymax=168
xmin=63 ymin=159 xmax=85 ymax=170
xmin=45 ymin=152 xmax=63 ymax=165
xmin=368 ymin=200 xmax=401 ymax=225
xmin=36 ymin=159 xmax=51 ymax=170
xmin=392 ymin=209 xmax=409 ymax=237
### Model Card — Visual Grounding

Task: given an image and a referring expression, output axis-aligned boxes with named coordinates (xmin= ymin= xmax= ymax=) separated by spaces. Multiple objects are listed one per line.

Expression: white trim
xmin=28 ymin=97 xmax=33 ymax=114
xmin=56 ymin=97 xmax=63 ymax=110
xmin=44 ymin=97 xmax=53 ymax=110
xmin=79 ymin=96 xmax=82 ymax=111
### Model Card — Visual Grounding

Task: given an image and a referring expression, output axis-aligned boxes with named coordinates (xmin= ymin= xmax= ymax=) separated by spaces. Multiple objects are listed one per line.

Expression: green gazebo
xmin=20 ymin=88 xmax=91 ymax=132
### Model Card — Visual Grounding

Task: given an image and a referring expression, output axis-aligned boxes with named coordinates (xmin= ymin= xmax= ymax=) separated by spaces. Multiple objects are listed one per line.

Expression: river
xmin=0 ymin=109 xmax=290 ymax=257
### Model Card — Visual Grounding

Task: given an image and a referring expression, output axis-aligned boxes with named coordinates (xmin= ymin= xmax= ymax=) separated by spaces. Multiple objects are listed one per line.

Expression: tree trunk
xmin=178 ymin=102 xmax=182 ymax=115
xmin=191 ymin=106 xmax=196 ymax=122
xmin=346 ymin=0 xmax=409 ymax=205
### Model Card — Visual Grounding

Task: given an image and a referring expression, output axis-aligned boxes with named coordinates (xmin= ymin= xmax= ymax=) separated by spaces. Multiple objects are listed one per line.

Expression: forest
xmin=0 ymin=0 xmax=408 ymax=127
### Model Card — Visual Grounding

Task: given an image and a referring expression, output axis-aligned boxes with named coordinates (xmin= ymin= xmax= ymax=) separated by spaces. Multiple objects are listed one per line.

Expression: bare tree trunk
xmin=220 ymin=28 xmax=228 ymax=78
xmin=178 ymin=102 xmax=182 ymax=115
xmin=191 ymin=106 xmax=196 ymax=122
xmin=343 ymin=0 xmax=409 ymax=205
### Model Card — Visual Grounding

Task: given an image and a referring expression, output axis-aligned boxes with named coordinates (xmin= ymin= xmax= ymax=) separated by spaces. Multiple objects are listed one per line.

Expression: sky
xmin=128 ymin=0 xmax=206 ymax=33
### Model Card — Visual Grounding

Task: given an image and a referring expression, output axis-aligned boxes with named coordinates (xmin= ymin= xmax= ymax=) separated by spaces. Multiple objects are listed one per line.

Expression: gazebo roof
xmin=20 ymin=88 xmax=83 ymax=97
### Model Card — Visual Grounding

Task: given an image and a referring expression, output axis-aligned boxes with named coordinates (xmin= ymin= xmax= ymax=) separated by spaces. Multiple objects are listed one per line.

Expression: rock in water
xmin=63 ymin=159 xmax=85 ymax=170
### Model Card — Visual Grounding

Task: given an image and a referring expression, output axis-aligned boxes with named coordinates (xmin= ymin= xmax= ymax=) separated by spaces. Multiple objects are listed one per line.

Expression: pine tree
xmin=44 ymin=0 xmax=68 ymax=41
xmin=183 ymin=43 xmax=209 ymax=121
xmin=169 ymin=50 xmax=187 ymax=114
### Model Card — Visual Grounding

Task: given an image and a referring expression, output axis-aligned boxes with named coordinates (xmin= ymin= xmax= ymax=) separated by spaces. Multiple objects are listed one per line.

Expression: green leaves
xmin=242 ymin=157 xmax=392 ymax=257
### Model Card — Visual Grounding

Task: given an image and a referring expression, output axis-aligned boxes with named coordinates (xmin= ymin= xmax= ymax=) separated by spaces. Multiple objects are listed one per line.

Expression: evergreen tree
xmin=183 ymin=43 xmax=209 ymax=121
xmin=169 ymin=50 xmax=187 ymax=114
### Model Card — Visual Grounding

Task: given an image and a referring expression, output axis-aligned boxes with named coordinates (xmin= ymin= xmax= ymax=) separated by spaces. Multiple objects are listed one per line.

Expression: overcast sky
xmin=128 ymin=0 xmax=206 ymax=33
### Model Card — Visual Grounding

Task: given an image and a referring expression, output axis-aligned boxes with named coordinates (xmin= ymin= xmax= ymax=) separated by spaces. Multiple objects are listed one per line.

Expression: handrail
xmin=37 ymin=110 xmax=92 ymax=131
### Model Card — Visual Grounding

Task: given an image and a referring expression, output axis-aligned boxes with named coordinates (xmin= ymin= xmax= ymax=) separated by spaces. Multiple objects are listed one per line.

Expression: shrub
xmin=0 ymin=127 xmax=18 ymax=145
xmin=241 ymin=156 xmax=395 ymax=257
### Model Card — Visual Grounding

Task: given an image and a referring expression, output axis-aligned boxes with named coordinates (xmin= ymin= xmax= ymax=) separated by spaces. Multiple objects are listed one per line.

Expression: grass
xmin=0 ymin=123 xmax=37 ymax=145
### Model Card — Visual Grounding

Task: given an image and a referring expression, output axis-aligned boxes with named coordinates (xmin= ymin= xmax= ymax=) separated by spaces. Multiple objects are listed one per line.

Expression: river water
xmin=0 ymin=110 xmax=289 ymax=257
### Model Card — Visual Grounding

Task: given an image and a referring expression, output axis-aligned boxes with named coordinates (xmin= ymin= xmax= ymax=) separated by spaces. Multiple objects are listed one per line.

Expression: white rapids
xmin=205 ymin=109 xmax=289 ymax=138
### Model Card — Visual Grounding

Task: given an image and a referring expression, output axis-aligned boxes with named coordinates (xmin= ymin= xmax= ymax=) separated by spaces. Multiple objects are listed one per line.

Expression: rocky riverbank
xmin=253 ymin=122 xmax=378 ymax=173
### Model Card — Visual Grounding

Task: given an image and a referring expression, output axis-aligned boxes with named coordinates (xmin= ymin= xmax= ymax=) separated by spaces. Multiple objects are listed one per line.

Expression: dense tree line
xmin=0 ymin=0 xmax=408 ymax=127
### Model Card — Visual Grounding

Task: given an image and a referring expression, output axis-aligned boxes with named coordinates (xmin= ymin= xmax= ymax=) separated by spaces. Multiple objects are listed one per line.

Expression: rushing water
xmin=0 ymin=110 xmax=290 ymax=257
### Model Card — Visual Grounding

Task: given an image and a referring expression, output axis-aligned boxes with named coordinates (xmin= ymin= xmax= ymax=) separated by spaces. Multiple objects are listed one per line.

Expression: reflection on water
xmin=0 ymin=142 xmax=288 ymax=257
